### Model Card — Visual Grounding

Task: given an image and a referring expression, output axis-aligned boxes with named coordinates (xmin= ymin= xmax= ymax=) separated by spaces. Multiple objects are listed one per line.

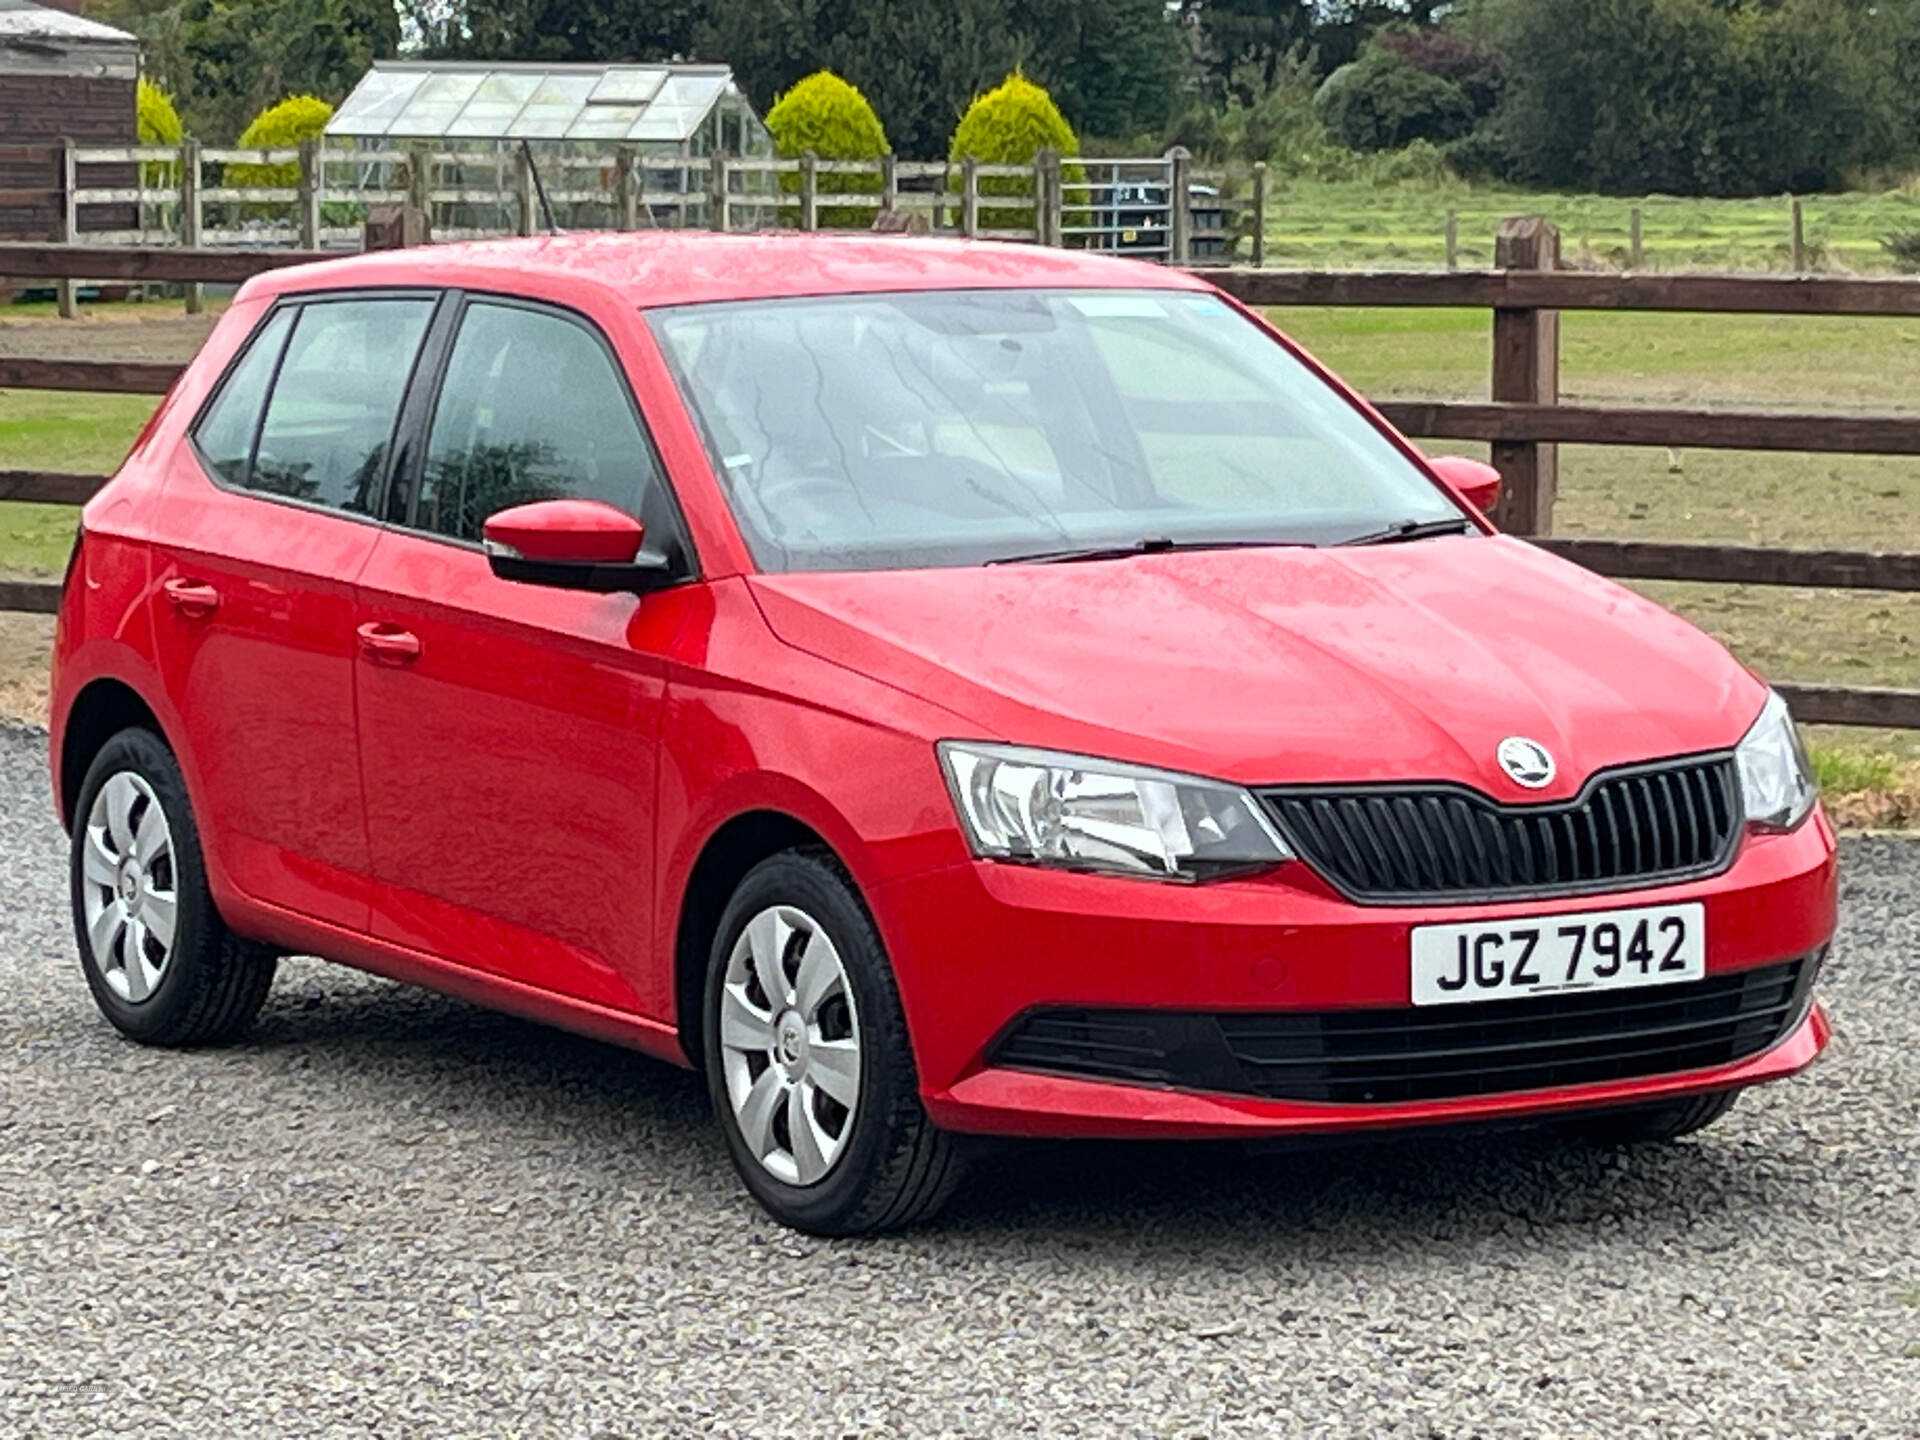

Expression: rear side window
xmin=415 ymin=301 xmax=664 ymax=542
xmin=193 ymin=307 xmax=295 ymax=485
xmin=251 ymin=298 xmax=435 ymax=513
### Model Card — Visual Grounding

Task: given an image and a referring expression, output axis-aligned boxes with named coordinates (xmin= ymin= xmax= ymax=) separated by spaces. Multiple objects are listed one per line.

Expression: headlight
xmin=1735 ymin=690 xmax=1817 ymax=831
xmin=937 ymin=742 xmax=1293 ymax=882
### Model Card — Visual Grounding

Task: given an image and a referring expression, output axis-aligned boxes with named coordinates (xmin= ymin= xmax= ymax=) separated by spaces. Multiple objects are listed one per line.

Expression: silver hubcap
xmin=80 ymin=772 xmax=178 ymax=1005
xmin=719 ymin=904 xmax=862 ymax=1187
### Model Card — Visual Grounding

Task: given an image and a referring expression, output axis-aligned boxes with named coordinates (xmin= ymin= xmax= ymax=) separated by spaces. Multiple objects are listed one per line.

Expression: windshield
xmin=649 ymin=288 xmax=1467 ymax=572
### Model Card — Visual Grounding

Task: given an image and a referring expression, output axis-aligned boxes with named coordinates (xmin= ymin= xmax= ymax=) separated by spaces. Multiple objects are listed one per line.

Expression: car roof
xmin=242 ymin=231 xmax=1217 ymax=310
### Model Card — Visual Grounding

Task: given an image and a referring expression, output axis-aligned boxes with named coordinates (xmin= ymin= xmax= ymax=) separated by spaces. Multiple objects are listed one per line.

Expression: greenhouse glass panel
xmin=392 ymin=70 xmax=486 ymax=137
xmin=506 ymin=73 xmax=597 ymax=138
xmin=330 ymin=67 xmax=425 ymax=137
xmin=444 ymin=70 xmax=541 ymax=138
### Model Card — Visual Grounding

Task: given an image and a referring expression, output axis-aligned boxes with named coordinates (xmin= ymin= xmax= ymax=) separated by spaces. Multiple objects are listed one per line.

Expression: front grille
xmin=1260 ymin=754 xmax=1741 ymax=905
xmin=992 ymin=958 xmax=1815 ymax=1105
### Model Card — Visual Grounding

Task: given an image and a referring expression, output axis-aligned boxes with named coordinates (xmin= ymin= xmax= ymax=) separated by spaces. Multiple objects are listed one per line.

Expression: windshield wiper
xmin=987 ymin=537 xmax=1307 ymax=566
xmin=1335 ymin=516 xmax=1477 ymax=548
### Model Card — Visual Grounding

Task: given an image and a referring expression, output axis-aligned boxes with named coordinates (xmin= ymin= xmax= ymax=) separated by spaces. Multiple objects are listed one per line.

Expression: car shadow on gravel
xmin=936 ymin=1125 xmax=1801 ymax=1254
xmin=227 ymin=962 xmax=1803 ymax=1254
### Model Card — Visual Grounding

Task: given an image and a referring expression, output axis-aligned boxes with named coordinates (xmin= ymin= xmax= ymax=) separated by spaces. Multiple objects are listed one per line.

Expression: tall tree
xmin=96 ymin=0 xmax=400 ymax=140
xmin=1011 ymin=0 xmax=1184 ymax=141
xmin=693 ymin=0 xmax=1017 ymax=158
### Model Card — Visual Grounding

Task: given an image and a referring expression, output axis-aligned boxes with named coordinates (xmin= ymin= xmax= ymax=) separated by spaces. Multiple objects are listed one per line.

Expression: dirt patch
xmin=1825 ymin=782 xmax=1920 ymax=832
xmin=0 ymin=304 xmax=222 ymax=364
xmin=0 ymin=612 xmax=52 ymax=728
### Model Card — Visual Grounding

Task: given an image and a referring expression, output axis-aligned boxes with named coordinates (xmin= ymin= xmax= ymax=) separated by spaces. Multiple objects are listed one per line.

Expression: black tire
xmin=1566 ymin=1090 xmax=1741 ymax=1146
xmin=70 ymin=726 xmax=276 ymax=1046
xmin=702 ymin=849 xmax=963 ymax=1235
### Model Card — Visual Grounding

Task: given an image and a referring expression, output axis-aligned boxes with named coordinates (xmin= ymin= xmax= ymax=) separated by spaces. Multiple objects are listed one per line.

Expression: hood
xmin=748 ymin=535 xmax=1766 ymax=801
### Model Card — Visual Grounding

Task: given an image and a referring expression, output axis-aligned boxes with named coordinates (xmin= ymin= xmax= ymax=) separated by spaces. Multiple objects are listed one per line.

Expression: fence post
xmin=1250 ymin=161 xmax=1267 ymax=268
xmin=179 ymin=138 xmax=202 ymax=315
xmin=1039 ymin=148 xmax=1064 ymax=246
xmin=1444 ymin=209 xmax=1459 ymax=270
xmin=1031 ymin=148 xmax=1050 ymax=244
xmin=1790 ymin=197 xmax=1807 ymax=271
xmin=407 ymin=144 xmax=431 ymax=232
xmin=709 ymin=153 xmax=729 ymax=233
xmin=800 ymin=151 xmax=818 ymax=232
xmin=297 ymin=139 xmax=320 ymax=250
xmin=56 ymin=138 xmax=77 ymax=317
xmin=880 ymin=151 xmax=898 ymax=215
xmin=514 ymin=146 xmax=535 ymax=237
xmin=614 ymin=147 xmax=637 ymax=230
xmin=960 ymin=156 xmax=978 ymax=238
xmin=1167 ymin=146 xmax=1191 ymax=264
xmin=1490 ymin=216 xmax=1561 ymax=536
xmin=1630 ymin=207 xmax=1644 ymax=269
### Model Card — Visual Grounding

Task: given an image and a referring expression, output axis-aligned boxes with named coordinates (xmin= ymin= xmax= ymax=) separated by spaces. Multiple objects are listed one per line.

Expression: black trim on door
xmin=185 ymin=287 xmax=449 ymax=530
xmin=390 ymin=288 xmax=701 ymax=582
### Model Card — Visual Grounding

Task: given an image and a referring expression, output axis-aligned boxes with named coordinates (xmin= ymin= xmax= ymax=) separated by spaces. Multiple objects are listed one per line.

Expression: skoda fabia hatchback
xmin=51 ymin=234 xmax=1835 ymax=1233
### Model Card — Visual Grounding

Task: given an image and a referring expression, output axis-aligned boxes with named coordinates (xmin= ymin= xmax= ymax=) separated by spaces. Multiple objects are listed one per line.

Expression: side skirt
xmin=223 ymin=893 xmax=693 ymax=1068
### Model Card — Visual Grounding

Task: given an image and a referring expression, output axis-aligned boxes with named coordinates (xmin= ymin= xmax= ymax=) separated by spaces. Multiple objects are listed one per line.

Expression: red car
xmin=50 ymin=235 xmax=1834 ymax=1234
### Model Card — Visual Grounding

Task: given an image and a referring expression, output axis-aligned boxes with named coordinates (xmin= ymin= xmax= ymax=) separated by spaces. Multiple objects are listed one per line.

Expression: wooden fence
xmin=1 ymin=141 xmax=1243 ymax=318
xmin=1 ymin=226 xmax=1915 ymax=730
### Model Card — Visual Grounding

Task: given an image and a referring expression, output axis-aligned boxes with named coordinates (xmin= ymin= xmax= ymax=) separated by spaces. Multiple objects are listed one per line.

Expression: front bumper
xmin=871 ymin=810 xmax=1838 ymax=1139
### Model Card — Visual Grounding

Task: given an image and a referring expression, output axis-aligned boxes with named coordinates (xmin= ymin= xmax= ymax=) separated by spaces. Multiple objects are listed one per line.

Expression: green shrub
xmin=136 ymin=77 xmax=183 ymax=191
xmin=1807 ymin=745 xmax=1902 ymax=795
xmin=227 ymin=95 xmax=332 ymax=192
xmin=1314 ymin=46 xmax=1475 ymax=154
xmin=1883 ymin=230 xmax=1920 ymax=271
xmin=948 ymin=72 xmax=1084 ymax=234
xmin=766 ymin=71 xmax=889 ymax=229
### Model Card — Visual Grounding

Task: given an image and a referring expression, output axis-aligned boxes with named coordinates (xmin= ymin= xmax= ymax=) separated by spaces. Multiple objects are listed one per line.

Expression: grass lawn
xmin=1258 ymin=178 xmax=1920 ymax=274
xmin=1 ymin=295 xmax=1914 ymax=814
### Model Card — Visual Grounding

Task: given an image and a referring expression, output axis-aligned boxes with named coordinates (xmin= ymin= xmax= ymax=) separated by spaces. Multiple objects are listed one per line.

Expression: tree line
xmin=97 ymin=0 xmax=1920 ymax=198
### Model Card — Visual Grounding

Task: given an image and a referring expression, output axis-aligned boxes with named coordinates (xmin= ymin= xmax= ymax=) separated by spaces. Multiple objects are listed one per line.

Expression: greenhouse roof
xmin=326 ymin=61 xmax=746 ymax=143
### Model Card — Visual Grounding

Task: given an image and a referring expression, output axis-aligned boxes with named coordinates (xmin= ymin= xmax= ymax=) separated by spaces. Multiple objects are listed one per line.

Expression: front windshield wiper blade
xmin=987 ymin=537 xmax=1308 ymax=566
xmin=1334 ymin=516 xmax=1477 ymax=548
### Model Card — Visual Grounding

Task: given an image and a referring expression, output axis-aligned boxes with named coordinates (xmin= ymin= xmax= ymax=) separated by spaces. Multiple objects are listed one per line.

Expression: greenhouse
xmin=324 ymin=61 xmax=774 ymax=235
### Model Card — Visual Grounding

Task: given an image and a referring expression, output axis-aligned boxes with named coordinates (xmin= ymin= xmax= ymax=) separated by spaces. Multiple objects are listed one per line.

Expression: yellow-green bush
xmin=766 ymin=71 xmax=889 ymax=229
xmin=136 ymin=77 xmax=182 ymax=190
xmin=227 ymin=94 xmax=332 ymax=192
xmin=948 ymin=72 xmax=1083 ymax=234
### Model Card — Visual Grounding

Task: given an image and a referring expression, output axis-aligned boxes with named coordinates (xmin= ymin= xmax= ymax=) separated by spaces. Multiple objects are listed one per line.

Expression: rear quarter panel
xmin=50 ymin=296 xmax=272 ymax=828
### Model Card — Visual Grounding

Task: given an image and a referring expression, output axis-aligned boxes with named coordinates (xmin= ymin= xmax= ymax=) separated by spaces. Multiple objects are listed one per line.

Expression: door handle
xmin=162 ymin=578 xmax=220 ymax=618
xmin=356 ymin=621 xmax=422 ymax=665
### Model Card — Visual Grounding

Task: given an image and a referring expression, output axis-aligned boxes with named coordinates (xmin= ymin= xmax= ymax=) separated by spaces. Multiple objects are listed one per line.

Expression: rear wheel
xmin=703 ymin=850 xmax=962 ymax=1235
xmin=1567 ymin=1090 xmax=1740 ymax=1146
xmin=70 ymin=727 xmax=276 ymax=1046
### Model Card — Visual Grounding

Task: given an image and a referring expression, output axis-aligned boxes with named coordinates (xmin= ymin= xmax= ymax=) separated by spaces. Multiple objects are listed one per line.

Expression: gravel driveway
xmin=0 ymin=724 xmax=1915 ymax=1438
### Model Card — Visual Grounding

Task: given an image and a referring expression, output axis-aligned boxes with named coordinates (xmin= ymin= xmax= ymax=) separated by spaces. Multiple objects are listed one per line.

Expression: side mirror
xmin=1427 ymin=455 xmax=1502 ymax=518
xmin=482 ymin=499 xmax=673 ymax=594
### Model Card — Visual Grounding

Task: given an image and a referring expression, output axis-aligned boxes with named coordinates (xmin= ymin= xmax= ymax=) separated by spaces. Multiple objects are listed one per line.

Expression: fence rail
xmin=2 ymin=142 xmax=1241 ymax=288
xmin=1 ymin=234 xmax=1915 ymax=729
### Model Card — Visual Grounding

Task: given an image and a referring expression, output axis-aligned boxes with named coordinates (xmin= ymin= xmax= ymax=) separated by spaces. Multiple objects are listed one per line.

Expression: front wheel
xmin=703 ymin=850 xmax=962 ymax=1235
xmin=70 ymin=727 xmax=276 ymax=1046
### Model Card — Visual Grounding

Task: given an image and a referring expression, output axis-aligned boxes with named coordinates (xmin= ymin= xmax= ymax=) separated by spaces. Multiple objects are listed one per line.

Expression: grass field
xmin=1 ymin=293 xmax=1915 ymax=816
xmin=1259 ymin=177 xmax=1920 ymax=273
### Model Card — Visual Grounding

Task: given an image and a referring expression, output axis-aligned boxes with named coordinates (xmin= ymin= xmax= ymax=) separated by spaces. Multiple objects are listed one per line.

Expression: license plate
xmin=1410 ymin=902 xmax=1705 ymax=1007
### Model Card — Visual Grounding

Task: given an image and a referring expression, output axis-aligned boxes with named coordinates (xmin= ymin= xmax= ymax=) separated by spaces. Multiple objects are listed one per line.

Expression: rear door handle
xmin=356 ymin=621 xmax=422 ymax=665
xmin=162 ymin=578 xmax=220 ymax=618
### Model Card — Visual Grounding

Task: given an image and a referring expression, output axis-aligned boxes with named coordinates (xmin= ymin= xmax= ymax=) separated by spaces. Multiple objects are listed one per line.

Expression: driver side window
xmin=416 ymin=300 xmax=665 ymax=542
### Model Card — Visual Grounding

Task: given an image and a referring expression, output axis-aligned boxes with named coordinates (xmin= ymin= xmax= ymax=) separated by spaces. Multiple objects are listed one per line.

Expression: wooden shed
xmin=0 ymin=0 xmax=139 ymax=242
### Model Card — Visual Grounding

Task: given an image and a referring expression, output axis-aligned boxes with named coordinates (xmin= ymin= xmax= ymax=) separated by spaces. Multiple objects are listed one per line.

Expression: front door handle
xmin=162 ymin=578 xmax=220 ymax=618
xmin=356 ymin=621 xmax=422 ymax=665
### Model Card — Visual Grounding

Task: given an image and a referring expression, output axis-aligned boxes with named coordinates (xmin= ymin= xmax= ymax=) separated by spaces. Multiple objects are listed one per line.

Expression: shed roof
xmin=0 ymin=0 xmax=137 ymax=79
xmin=0 ymin=0 xmax=135 ymax=44
xmin=326 ymin=61 xmax=749 ymax=144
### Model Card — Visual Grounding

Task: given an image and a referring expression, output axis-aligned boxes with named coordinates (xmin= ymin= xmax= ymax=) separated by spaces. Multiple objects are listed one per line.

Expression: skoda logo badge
xmin=1497 ymin=736 xmax=1556 ymax=789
